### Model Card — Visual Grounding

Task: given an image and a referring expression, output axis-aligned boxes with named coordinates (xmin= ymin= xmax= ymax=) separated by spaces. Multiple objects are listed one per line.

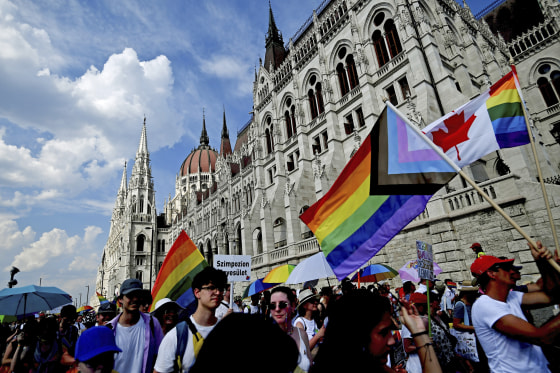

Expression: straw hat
xmin=458 ymin=279 xmax=479 ymax=292
xmin=297 ymin=289 xmax=319 ymax=311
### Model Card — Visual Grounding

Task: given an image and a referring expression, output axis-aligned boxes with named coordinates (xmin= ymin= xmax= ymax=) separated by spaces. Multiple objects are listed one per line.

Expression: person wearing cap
xmin=154 ymin=267 xmax=228 ymax=373
xmin=75 ymin=326 xmax=122 ymax=373
xmin=96 ymin=303 xmax=117 ymax=327
xmin=151 ymin=298 xmax=184 ymax=335
xmin=470 ymin=243 xmax=486 ymax=258
xmin=294 ymin=289 xmax=326 ymax=354
xmin=108 ymin=278 xmax=163 ymax=373
xmin=470 ymin=241 xmax=560 ymax=372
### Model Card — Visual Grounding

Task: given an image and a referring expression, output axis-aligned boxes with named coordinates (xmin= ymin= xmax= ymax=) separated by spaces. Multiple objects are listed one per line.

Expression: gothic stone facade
xmin=96 ymin=0 xmax=560 ymax=299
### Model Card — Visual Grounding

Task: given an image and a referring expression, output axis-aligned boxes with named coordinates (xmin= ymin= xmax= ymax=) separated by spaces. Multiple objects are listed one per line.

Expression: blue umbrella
xmin=0 ymin=285 xmax=72 ymax=316
xmin=242 ymin=279 xmax=279 ymax=298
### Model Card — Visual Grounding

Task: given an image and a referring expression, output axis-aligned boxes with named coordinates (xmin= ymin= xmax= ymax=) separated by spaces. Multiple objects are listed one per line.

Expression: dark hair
xmin=271 ymin=286 xmax=296 ymax=304
xmin=403 ymin=281 xmax=414 ymax=293
xmin=60 ymin=305 xmax=77 ymax=320
xmin=192 ymin=267 xmax=227 ymax=291
xmin=190 ymin=314 xmax=298 ymax=373
xmin=320 ymin=287 xmax=333 ymax=297
xmin=311 ymin=290 xmax=391 ymax=372
xmin=475 ymin=273 xmax=491 ymax=290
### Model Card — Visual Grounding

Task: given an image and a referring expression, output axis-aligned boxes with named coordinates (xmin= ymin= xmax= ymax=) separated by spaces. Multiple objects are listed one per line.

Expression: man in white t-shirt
xmin=470 ymin=242 xmax=560 ymax=373
xmin=215 ymin=284 xmax=239 ymax=320
xmin=108 ymin=279 xmax=164 ymax=373
xmin=154 ymin=267 xmax=228 ymax=373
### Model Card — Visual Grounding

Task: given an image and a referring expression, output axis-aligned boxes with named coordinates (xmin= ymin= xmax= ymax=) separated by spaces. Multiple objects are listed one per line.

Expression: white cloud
xmin=69 ymin=252 xmax=100 ymax=272
xmin=0 ymin=220 xmax=36 ymax=251
xmin=10 ymin=226 xmax=101 ymax=272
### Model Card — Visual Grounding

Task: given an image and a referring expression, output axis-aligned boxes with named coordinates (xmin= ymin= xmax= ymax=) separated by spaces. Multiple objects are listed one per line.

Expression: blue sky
xmin=0 ymin=0 xmax=487 ymax=306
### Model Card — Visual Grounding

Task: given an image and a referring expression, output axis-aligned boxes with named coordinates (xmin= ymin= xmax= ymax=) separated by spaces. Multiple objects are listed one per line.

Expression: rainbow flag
xmin=96 ymin=291 xmax=108 ymax=304
xmin=423 ymin=69 xmax=529 ymax=168
xmin=150 ymin=230 xmax=208 ymax=312
xmin=301 ymin=106 xmax=455 ymax=280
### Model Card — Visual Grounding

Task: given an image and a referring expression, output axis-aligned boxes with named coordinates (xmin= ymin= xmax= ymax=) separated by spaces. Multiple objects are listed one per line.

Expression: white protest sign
xmin=416 ymin=240 xmax=434 ymax=281
xmin=214 ymin=255 xmax=252 ymax=282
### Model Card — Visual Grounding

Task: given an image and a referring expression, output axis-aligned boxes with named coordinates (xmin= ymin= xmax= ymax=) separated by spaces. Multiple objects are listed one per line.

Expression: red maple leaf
xmin=430 ymin=111 xmax=476 ymax=161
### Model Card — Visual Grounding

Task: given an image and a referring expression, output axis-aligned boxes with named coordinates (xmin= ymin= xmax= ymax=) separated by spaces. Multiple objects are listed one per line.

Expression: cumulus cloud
xmin=10 ymin=225 xmax=102 ymax=271
xmin=0 ymin=220 xmax=36 ymax=251
xmin=0 ymin=6 xmax=181 ymax=212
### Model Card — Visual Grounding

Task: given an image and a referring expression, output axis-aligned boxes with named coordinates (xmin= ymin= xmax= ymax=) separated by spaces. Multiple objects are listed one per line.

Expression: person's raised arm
xmin=528 ymin=241 xmax=560 ymax=301
xmin=400 ymin=302 xmax=442 ymax=373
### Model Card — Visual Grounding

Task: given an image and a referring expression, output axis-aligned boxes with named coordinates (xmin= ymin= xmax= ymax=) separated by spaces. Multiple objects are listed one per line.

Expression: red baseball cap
xmin=470 ymin=255 xmax=514 ymax=276
xmin=470 ymin=242 xmax=482 ymax=249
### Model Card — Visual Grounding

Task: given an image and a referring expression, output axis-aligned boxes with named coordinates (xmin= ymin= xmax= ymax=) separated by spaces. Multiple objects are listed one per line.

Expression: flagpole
xmin=510 ymin=64 xmax=560 ymax=253
xmin=384 ymin=102 xmax=560 ymax=273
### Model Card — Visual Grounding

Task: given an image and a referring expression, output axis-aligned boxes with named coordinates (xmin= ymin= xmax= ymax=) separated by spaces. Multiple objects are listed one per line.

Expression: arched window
xmin=140 ymin=195 xmax=144 ymax=213
xmin=337 ymin=62 xmax=350 ymax=96
xmin=316 ymin=83 xmax=325 ymax=113
xmin=308 ymin=89 xmax=318 ymax=119
xmin=253 ymin=228 xmax=263 ymax=254
xmin=373 ymin=30 xmax=389 ymax=67
xmin=346 ymin=55 xmax=359 ymax=89
xmin=135 ymin=271 xmax=143 ymax=282
xmin=136 ymin=234 xmax=145 ymax=252
xmin=284 ymin=99 xmax=297 ymax=139
xmin=537 ymin=64 xmax=560 ymax=107
xmin=265 ymin=117 xmax=274 ymax=154
xmin=132 ymin=196 xmax=137 ymax=213
xmin=384 ymin=19 xmax=402 ymax=58
xmin=307 ymin=75 xmax=325 ymax=120
xmin=371 ymin=12 xmax=401 ymax=68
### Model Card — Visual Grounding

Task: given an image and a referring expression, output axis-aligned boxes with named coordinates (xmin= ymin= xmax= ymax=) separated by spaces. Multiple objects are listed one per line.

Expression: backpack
xmin=173 ymin=317 xmax=203 ymax=373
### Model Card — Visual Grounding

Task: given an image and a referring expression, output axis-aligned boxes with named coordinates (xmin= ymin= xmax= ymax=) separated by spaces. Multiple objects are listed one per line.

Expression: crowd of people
xmin=1 ymin=239 xmax=559 ymax=373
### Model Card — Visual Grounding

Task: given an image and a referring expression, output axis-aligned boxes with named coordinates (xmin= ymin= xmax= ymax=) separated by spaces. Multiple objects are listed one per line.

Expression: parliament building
xmin=96 ymin=0 xmax=560 ymax=299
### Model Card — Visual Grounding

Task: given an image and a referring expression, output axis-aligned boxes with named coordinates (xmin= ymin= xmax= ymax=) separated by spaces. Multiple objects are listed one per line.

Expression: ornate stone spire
xmin=264 ymin=1 xmax=286 ymax=71
xmin=200 ymin=109 xmax=210 ymax=148
xmin=220 ymin=107 xmax=233 ymax=156
xmin=137 ymin=116 xmax=149 ymax=157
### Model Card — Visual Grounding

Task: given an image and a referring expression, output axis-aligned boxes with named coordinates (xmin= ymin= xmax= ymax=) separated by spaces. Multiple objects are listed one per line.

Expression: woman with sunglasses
xmin=270 ymin=287 xmax=313 ymax=372
xmin=294 ymin=289 xmax=326 ymax=355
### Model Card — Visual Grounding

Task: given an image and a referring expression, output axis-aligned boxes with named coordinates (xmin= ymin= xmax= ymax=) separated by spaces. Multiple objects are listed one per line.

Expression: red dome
xmin=180 ymin=146 xmax=218 ymax=176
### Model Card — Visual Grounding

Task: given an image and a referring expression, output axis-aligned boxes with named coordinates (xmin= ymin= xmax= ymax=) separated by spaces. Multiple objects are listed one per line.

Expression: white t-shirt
xmin=472 ymin=291 xmax=550 ymax=373
xmin=294 ymin=316 xmax=317 ymax=343
xmin=215 ymin=302 xmax=229 ymax=321
xmin=114 ymin=319 xmax=145 ymax=373
xmin=154 ymin=316 xmax=216 ymax=373
xmin=401 ymin=324 xmax=422 ymax=373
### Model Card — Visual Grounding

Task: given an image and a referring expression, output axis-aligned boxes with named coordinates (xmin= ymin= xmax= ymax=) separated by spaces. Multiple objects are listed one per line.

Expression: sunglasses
xmin=269 ymin=301 xmax=289 ymax=310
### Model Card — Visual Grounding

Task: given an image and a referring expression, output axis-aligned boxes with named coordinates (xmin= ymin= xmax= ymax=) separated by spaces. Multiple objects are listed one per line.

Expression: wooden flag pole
xmin=385 ymin=102 xmax=560 ymax=274
xmin=511 ymin=64 xmax=560 ymax=254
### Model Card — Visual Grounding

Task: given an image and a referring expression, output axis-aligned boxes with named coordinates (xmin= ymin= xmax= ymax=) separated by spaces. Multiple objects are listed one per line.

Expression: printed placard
xmin=214 ymin=255 xmax=251 ymax=282
xmin=416 ymin=240 xmax=434 ymax=281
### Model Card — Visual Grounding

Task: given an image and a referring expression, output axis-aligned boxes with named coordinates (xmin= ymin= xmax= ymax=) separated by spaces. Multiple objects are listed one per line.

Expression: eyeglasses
xmin=200 ymin=285 xmax=224 ymax=293
xmin=269 ymin=301 xmax=289 ymax=310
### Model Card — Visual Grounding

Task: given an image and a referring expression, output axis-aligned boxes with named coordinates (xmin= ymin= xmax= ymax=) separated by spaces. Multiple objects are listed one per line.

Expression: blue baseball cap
xmin=120 ymin=278 xmax=144 ymax=296
xmin=75 ymin=326 xmax=122 ymax=362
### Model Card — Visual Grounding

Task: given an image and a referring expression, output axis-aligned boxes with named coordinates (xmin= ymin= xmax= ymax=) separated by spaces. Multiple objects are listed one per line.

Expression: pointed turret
xmin=264 ymin=1 xmax=286 ymax=71
xmin=137 ymin=117 xmax=149 ymax=157
xmin=119 ymin=161 xmax=128 ymax=195
xmin=200 ymin=110 xmax=210 ymax=148
xmin=220 ymin=108 xmax=233 ymax=156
